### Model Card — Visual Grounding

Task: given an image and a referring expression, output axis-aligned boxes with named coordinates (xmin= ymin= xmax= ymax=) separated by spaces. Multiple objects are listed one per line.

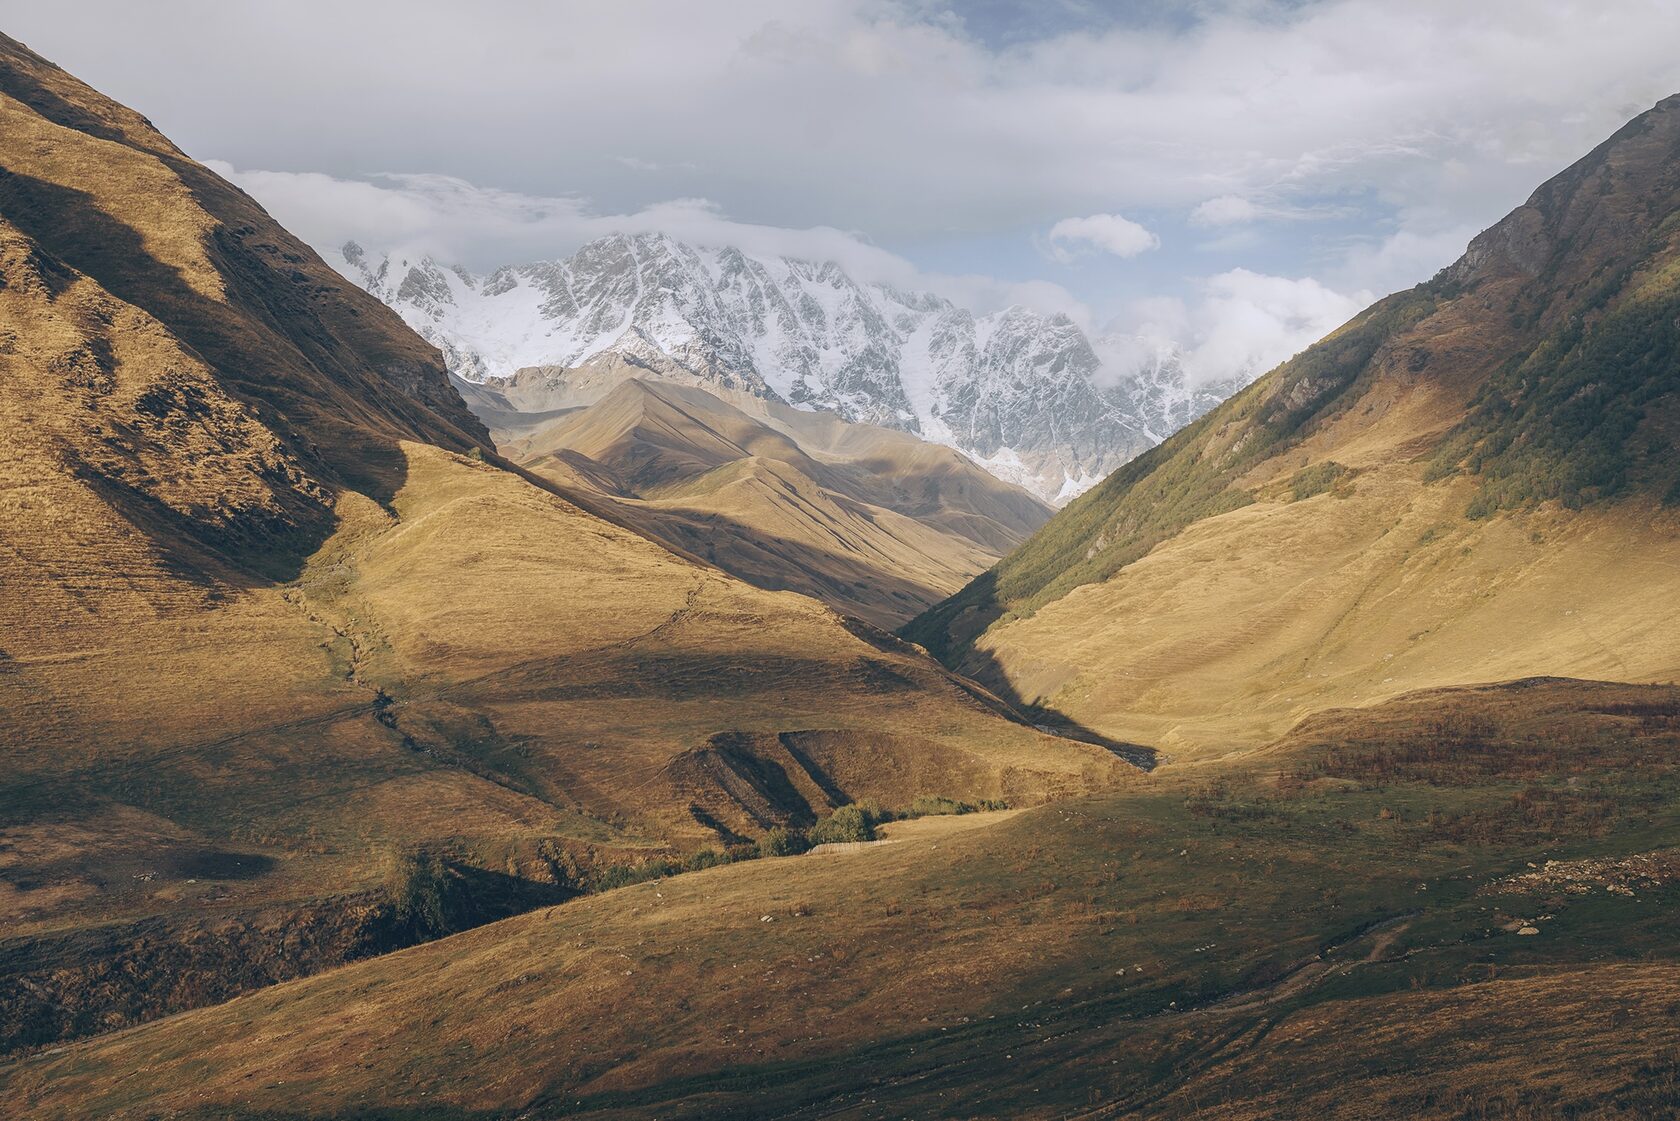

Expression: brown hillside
xmin=496 ymin=376 xmax=1051 ymax=627
xmin=9 ymin=677 xmax=1679 ymax=1119
xmin=906 ymin=94 xmax=1680 ymax=757
xmin=0 ymin=33 xmax=1121 ymax=1054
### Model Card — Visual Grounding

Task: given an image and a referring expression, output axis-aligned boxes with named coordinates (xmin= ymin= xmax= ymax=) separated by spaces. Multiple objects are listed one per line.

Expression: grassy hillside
xmin=497 ymin=377 xmax=1051 ymax=627
xmin=906 ymin=96 xmax=1680 ymax=664
xmin=0 ymin=33 xmax=1119 ymax=1056
xmin=8 ymin=678 xmax=1679 ymax=1119
xmin=901 ymin=96 xmax=1680 ymax=754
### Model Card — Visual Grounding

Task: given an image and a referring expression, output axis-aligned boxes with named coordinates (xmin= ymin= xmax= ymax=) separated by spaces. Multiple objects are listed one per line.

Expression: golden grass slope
xmin=0 ymin=32 xmax=1118 ymax=1051
xmin=964 ymin=447 xmax=1680 ymax=760
xmin=908 ymin=94 xmax=1680 ymax=756
xmin=9 ymin=678 xmax=1679 ymax=1120
xmin=499 ymin=376 xmax=1050 ymax=627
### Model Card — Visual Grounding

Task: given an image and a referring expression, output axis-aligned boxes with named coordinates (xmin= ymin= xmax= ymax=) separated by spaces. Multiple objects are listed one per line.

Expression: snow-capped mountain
xmin=332 ymin=233 xmax=1242 ymax=503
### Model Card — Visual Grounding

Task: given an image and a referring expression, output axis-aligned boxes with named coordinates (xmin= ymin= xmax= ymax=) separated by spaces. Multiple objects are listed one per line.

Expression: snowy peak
xmin=333 ymin=233 xmax=1250 ymax=503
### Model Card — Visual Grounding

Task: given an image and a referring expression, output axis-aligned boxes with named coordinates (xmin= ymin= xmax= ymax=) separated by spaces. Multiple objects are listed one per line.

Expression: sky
xmin=9 ymin=0 xmax=1680 ymax=383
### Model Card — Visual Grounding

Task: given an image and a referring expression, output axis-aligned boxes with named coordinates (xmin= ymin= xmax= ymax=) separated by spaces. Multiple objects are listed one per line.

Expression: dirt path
xmin=1068 ymin=912 xmax=1419 ymax=1119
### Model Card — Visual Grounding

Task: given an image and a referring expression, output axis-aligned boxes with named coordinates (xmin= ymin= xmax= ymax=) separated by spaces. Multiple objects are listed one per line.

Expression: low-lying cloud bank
xmin=223 ymin=163 xmax=1379 ymax=388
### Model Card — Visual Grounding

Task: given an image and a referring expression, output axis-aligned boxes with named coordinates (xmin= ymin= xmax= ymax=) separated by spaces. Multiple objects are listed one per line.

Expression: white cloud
xmin=1189 ymin=196 xmax=1261 ymax=227
xmin=19 ymin=0 xmax=1678 ymax=247
xmin=1113 ymin=270 xmax=1373 ymax=387
xmin=26 ymin=1 xmax=1674 ymax=401
xmin=211 ymin=163 xmax=1090 ymax=322
xmin=1046 ymin=213 xmax=1160 ymax=262
xmin=1331 ymin=223 xmax=1480 ymax=295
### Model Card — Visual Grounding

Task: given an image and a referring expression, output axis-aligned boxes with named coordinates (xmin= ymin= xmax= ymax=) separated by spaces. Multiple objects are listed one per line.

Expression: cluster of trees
xmin=1429 ymin=275 xmax=1680 ymax=516
xmin=1290 ymin=461 xmax=1352 ymax=501
xmin=592 ymin=796 xmax=1006 ymax=891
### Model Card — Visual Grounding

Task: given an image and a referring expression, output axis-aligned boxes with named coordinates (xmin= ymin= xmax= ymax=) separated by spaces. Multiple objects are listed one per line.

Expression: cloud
xmin=1046 ymin=213 xmax=1160 ymax=262
xmin=25 ymin=1 xmax=1677 ymax=400
xmin=15 ymin=1 xmax=1679 ymax=248
xmin=211 ymin=163 xmax=1090 ymax=322
xmin=1111 ymin=270 xmax=1373 ymax=387
xmin=1188 ymin=196 xmax=1261 ymax=227
xmin=1331 ymin=223 xmax=1481 ymax=295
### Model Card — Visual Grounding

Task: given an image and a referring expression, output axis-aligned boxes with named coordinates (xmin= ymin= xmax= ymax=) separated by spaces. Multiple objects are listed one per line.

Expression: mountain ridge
xmin=903 ymin=90 xmax=1680 ymax=754
xmin=0 ymin=30 xmax=1125 ymax=1054
xmin=496 ymin=375 xmax=1052 ymax=627
xmin=334 ymin=232 xmax=1241 ymax=503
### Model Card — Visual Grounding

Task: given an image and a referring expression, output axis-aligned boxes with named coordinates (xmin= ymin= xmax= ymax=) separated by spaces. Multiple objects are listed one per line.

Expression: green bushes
xmin=1290 ymin=461 xmax=1352 ymax=501
xmin=905 ymin=795 xmax=1008 ymax=817
xmin=1427 ymin=271 xmax=1680 ymax=518
xmin=388 ymin=852 xmax=462 ymax=938
xmin=582 ymin=795 xmax=1009 ymax=892
xmin=756 ymin=827 xmax=808 ymax=857
xmin=591 ymin=847 xmax=736 ymax=891
xmin=806 ymin=802 xmax=891 ymax=845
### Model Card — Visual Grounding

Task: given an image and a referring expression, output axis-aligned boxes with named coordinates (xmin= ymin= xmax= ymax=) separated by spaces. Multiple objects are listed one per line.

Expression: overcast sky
xmin=10 ymin=0 xmax=1680 ymax=379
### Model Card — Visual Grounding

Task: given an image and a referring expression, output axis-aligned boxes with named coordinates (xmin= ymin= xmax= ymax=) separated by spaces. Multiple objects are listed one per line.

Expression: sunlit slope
xmin=0 ymin=31 xmax=1116 ymax=1053
xmin=10 ymin=678 xmax=1679 ymax=1120
xmin=502 ymin=377 xmax=1050 ymax=626
xmin=906 ymin=95 xmax=1680 ymax=755
xmin=2 ymin=433 xmax=1117 ymax=1052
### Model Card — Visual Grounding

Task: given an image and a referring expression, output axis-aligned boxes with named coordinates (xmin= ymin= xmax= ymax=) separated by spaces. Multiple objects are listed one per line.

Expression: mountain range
xmin=0 ymin=28 xmax=1120 ymax=1059
xmin=7 ymin=28 xmax=1680 ymax=1121
xmin=484 ymin=375 xmax=1052 ymax=627
xmin=334 ymin=233 xmax=1239 ymax=503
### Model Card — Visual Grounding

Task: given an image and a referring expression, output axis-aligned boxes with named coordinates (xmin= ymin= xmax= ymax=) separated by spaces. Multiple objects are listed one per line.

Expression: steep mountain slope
xmin=493 ymin=377 xmax=1050 ymax=627
xmin=336 ymin=235 xmax=1239 ymax=502
xmin=0 ymin=33 xmax=1124 ymax=1053
xmin=906 ymin=95 xmax=1680 ymax=755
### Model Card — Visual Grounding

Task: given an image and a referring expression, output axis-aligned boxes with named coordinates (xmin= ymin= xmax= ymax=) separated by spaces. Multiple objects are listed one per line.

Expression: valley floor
xmin=6 ymin=678 xmax=1679 ymax=1119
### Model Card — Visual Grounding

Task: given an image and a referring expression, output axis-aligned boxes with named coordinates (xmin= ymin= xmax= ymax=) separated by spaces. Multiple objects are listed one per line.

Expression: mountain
xmin=494 ymin=377 xmax=1051 ymax=628
xmin=333 ymin=234 xmax=1239 ymax=503
xmin=7 ymin=34 xmax=1680 ymax=1121
xmin=906 ymin=93 xmax=1680 ymax=756
xmin=0 ymin=31 xmax=1125 ymax=1055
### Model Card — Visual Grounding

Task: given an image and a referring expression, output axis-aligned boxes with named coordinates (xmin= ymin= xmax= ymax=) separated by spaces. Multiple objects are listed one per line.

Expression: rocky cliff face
xmin=335 ymin=233 xmax=1242 ymax=503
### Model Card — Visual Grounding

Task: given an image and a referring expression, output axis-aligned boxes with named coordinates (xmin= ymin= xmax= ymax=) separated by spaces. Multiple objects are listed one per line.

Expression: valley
xmin=9 ymin=679 xmax=1680 ymax=1119
xmin=0 ymin=31 xmax=1123 ymax=1057
xmin=906 ymin=94 xmax=1680 ymax=757
xmin=484 ymin=374 xmax=1051 ymax=626
xmin=2 ymin=17 xmax=1679 ymax=1121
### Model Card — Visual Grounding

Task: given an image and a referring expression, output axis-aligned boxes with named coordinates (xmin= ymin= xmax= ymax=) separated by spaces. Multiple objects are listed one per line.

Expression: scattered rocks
xmin=1487 ymin=850 xmax=1680 ymax=897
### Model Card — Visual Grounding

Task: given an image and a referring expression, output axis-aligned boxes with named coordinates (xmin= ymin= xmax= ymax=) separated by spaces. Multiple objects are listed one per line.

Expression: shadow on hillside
xmin=963 ymin=642 xmax=1159 ymax=772
xmin=851 ymin=612 xmax=1160 ymax=772
xmin=0 ymin=169 xmax=407 ymax=584
xmin=498 ymin=452 xmax=967 ymax=628
xmin=900 ymin=568 xmax=1010 ymax=663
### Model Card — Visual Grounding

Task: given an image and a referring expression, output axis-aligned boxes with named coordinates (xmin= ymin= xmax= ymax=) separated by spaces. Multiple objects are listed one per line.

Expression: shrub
xmin=593 ymin=857 xmax=679 ymax=891
xmin=807 ymin=805 xmax=873 ymax=845
xmin=684 ymin=848 xmax=725 ymax=872
xmin=388 ymin=852 xmax=466 ymax=938
xmin=807 ymin=802 xmax=892 ymax=845
xmin=908 ymin=795 xmax=977 ymax=817
xmin=757 ymin=827 xmax=809 ymax=857
xmin=1290 ymin=461 xmax=1351 ymax=501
